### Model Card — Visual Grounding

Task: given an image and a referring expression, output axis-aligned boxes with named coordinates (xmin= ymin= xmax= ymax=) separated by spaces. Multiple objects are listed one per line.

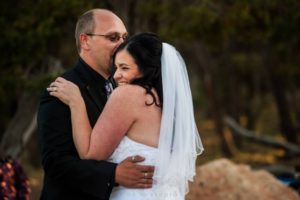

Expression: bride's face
xmin=113 ymin=49 xmax=142 ymax=86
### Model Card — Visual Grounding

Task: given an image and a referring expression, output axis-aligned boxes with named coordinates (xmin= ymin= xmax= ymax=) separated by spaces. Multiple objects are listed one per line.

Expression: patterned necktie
xmin=104 ymin=76 xmax=117 ymax=99
xmin=104 ymin=80 xmax=114 ymax=99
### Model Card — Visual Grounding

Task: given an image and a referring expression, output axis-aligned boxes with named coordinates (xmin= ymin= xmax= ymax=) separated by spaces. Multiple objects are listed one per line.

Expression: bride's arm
xmin=47 ymin=77 xmax=93 ymax=159
xmin=68 ymin=96 xmax=93 ymax=159
xmin=48 ymin=77 xmax=137 ymax=160
xmin=83 ymin=87 xmax=136 ymax=160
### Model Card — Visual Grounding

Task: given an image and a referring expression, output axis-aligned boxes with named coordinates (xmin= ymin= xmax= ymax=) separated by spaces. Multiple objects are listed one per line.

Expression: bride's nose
xmin=113 ymin=69 xmax=121 ymax=80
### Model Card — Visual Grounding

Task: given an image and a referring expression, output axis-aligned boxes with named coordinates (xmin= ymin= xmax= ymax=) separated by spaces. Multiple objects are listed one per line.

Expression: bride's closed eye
xmin=120 ymin=66 xmax=130 ymax=71
xmin=116 ymin=64 xmax=130 ymax=70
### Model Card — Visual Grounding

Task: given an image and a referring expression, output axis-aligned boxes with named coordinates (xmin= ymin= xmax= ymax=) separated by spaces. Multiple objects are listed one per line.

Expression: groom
xmin=37 ymin=9 xmax=154 ymax=200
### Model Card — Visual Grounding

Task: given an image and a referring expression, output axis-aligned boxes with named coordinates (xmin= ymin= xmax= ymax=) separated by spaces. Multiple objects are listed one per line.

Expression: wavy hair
xmin=113 ymin=32 xmax=163 ymax=107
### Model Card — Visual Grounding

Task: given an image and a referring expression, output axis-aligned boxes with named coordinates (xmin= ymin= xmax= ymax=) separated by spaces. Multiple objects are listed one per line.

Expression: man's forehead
xmin=95 ymin=23 xmax=127 ymax=34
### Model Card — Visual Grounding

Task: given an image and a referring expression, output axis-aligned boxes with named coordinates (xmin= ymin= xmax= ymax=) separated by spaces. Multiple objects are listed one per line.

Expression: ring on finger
xmin=131 ymin=156 xmax=135 ymax=162
xmin=144 ymin=172 xmax=148 ymax=178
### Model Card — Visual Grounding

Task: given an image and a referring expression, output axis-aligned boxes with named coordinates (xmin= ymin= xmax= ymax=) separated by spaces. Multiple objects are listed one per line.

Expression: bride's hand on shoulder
xmin=47 ymin=77 xmax=83 ymax=107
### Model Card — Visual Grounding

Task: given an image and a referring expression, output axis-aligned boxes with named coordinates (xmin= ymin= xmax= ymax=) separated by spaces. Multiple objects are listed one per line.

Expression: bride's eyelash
xmin=121 ymin=66 xmax=129 ymax=70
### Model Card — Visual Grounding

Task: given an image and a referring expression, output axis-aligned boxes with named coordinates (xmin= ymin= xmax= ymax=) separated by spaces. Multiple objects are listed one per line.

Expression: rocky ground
xmin=186 ymin=158 xmax=299 ymax=200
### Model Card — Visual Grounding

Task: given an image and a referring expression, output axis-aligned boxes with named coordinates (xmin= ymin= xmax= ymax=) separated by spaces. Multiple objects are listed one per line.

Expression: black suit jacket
xmin=37 ymin=58 xmax=117 ymax=200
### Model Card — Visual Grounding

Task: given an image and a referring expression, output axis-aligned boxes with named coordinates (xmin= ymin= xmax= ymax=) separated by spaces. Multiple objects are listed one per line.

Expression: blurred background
xmin=0 ymin=0 xmax=299 ymax=199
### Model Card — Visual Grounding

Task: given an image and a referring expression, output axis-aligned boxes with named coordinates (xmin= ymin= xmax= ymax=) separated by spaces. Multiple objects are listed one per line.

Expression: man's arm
xmin=38 ymin=93 xmax=116 ymax=198
xmin=38 ymin=91 xmax=154 ymax=196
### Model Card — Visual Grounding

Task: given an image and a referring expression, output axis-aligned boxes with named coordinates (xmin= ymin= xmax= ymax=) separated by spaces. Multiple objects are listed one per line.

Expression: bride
xmin=48 ymin=32 xmax=203 ymax=200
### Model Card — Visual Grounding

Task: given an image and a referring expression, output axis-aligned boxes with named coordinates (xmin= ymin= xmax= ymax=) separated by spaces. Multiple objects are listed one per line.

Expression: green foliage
xmin=0 ymin=0 xmax=299 ymax=142
xmin=151 ymin=0 xmax=300 ymax=142
xmin=0 ymin=3 xmax=299 ymax=193
xmin=0 ymin=0 xmax=110 ymax=133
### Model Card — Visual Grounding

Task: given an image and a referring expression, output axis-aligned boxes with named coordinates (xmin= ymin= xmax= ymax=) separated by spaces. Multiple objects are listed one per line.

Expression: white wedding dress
xmin=107 ymin=43 xmax=203 ymax=200
xmin=108 ymin=136 xmax=183 ymax=200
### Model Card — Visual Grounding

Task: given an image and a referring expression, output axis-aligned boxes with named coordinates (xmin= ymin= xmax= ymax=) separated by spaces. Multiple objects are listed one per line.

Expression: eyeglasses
xmin=85 ymin=33 xmax=128 ymax=42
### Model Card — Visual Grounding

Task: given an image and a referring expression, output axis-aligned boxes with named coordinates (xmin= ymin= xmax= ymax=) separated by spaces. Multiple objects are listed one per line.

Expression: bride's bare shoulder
xmin=113 ymin=84 xmax=145 ymax=94
xmin=109 ymin=84 xmax=146 ymax=104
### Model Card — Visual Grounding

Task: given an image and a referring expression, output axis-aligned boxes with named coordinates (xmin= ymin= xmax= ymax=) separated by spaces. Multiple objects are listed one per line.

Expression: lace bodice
xmin=108 ymin=136 xmax=182 ymax=200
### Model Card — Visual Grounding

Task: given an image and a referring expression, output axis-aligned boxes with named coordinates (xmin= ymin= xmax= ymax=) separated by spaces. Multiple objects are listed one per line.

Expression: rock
xmin=186 ymin=158 xmax=300 ymax=200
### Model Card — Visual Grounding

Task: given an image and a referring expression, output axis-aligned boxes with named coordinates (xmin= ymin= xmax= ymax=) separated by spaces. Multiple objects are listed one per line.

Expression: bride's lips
xmin=117 ymin=81 xmax=129 ymax=86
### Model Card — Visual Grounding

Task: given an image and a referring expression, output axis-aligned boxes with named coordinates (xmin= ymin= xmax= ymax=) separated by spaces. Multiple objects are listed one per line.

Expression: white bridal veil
xmin=154 ymin=43 xmax=204 ymax=197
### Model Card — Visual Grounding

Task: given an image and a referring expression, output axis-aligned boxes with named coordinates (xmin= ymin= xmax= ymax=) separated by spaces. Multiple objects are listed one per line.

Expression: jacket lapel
xmin=74 ymin=59 xmax=107 ymax=112
xmin=85 ymin=84 xmax=106 ymax=111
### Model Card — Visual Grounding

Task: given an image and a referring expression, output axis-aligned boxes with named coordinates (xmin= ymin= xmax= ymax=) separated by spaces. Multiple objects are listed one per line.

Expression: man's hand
xmin=115 ymin=155 xmax=154 ymax=188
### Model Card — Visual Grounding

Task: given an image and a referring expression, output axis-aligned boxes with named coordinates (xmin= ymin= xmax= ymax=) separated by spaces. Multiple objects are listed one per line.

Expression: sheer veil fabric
xmin=154 ymin=43 xmax=204 ymax=197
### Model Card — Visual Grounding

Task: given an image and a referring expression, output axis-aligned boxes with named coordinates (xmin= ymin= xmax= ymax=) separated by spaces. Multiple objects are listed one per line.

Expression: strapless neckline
xmin=122 ymin=136 xmax=158 ymax=150
xmin=108 ymin=135 xmax=182 ymax=200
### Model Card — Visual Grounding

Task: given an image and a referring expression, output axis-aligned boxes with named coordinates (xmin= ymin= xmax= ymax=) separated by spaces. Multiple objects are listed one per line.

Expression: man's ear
xmin=80 ymin=33 xmax=90 ymax=51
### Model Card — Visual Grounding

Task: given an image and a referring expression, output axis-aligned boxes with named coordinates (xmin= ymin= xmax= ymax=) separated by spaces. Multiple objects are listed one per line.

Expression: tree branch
xmin=224 ymin=116 xmax=300 ymax=157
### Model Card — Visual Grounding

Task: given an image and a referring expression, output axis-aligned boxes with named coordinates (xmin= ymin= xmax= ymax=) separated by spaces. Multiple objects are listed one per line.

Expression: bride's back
xmin=120 ymin=84 xmax=161 ymax=148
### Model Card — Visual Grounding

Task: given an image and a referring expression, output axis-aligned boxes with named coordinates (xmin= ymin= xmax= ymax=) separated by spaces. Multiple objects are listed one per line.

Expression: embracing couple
xmin=37 ymin=8 xmax=203 ymax=200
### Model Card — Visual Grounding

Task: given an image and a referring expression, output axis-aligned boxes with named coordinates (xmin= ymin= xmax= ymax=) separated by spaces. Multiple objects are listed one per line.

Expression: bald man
xmin=38 ymin=9 xmax=154 ymax=200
